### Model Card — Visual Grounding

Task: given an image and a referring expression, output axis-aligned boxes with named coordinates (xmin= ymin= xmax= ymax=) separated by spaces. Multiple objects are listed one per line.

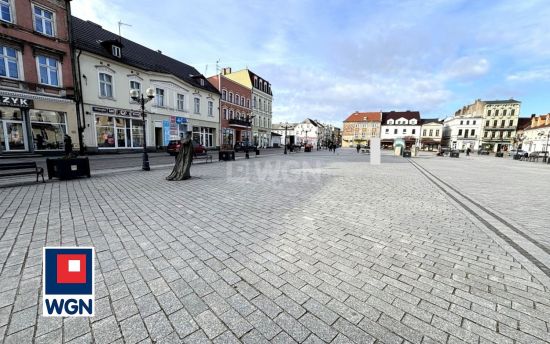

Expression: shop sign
xmin=92 ymin=107 xmax=140 ymax=117
xmin=1 ymin=96 xmax=34 ymax=108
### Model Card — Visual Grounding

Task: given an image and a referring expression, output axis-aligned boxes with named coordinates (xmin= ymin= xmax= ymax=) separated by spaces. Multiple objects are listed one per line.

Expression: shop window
xmin=29 ymin=110 xmax=67 ymax=150
xmin=33 ymin=4 xmax=55 ymax=37
xmin=0 ymin=45 xmax=19 ymax=79
xmin=37 ymin=56 xmax=60 ymax=86
xmin=0 ymin=0 xmax=13 ymax=23
xmin=96 ymin=115 xmax=144 ymax=148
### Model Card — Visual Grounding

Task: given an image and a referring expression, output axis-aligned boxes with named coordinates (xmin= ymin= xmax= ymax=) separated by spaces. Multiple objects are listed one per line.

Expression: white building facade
xmin=73 ymin=18 xmax=220 ymax=153
xmin=380 ymin=111 xmax=421 ymax=148
xmin=522 ymin=114 xmax=550 ymax=153
xmin=442 ymin=116 xmax=483 ymax=151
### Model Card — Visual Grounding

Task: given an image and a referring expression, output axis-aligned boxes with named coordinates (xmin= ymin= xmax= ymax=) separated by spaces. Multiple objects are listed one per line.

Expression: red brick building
xmin=0 ymin=0 xmax=77 ymax=155
xmin=208 ymin=68 xmax=252 ymax=148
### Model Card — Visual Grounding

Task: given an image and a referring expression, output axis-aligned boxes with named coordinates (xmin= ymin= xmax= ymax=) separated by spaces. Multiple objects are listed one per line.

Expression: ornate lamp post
xmin=280 ymin=122 xmax=292 ymax=154
xmin=245 ymin=114 xmax=255 ymax=159
xmin=130 ymin=87 xmax=155 ymax=171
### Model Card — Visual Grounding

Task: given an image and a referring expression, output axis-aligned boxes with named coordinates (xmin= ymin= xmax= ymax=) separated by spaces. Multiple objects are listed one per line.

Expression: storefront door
xmin=1 ymin=120 xmax=28 ymax=151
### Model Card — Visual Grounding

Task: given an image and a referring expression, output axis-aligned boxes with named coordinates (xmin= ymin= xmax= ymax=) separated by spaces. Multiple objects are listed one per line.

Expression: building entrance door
xmin=1 ymin=120 xmax=28 ymax=151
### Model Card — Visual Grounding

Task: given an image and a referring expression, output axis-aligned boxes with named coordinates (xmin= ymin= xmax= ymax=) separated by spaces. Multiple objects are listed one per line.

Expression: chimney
xmin=222 ymin=67 xmax=232 ymax=75
xmin=157 ymin=50 xmax=162 ymax=54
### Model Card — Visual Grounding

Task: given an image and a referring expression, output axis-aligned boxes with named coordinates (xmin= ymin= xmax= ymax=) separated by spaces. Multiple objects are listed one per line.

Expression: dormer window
xmin=200 ymin=78 xmax=205 ymax=86
xmin=112 ymin=45 xmax=121 ymax=58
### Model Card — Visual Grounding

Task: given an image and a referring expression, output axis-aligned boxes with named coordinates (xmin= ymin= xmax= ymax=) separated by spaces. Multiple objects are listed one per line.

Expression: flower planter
xmin=46 ymin=158 xmax=91 ymax=180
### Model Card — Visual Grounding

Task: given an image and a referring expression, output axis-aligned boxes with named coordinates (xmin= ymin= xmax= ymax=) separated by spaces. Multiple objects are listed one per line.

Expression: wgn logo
xmin=42 ymin=247 xmax=95 ymax=316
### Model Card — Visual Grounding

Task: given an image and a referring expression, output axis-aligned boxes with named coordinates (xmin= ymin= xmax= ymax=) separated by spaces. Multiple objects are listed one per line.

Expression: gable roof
xmin=72 ymin=17 xmax=219 ymax=94
xmin=517 ymin=117 xmax=532 ymax=130
xmin=381 ymin=111 xmax=421 ymax=124
xmin=344 ymin=112 xmax=381 ymax=122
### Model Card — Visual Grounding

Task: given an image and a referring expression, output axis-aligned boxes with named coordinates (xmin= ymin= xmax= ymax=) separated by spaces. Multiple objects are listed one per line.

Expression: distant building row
xmin=271 ymin=119 xmax=341 ymax=148
xmin=0 ymin=0 xmax=273 ymax=156
xmin=341 ymin=98 xmax=537 ymax=152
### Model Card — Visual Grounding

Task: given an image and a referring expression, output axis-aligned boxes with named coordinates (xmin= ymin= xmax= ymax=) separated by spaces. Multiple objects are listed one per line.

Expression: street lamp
xmin=245 ymin=114 xmax=255 ymax=159
xmin=280 ymin=122 xmax=292 ymax=154
xmin=130 ymin=87 xmax=155 ymax=171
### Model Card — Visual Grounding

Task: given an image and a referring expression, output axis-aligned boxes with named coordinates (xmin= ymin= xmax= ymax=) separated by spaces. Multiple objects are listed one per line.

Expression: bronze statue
xmin=166 ymin=132 xmax=193 ymax=181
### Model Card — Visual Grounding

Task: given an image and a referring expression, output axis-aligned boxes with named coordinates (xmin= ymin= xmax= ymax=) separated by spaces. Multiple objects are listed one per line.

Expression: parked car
xmin=167 ymin=140 xmax=206 ymax=156
xmin=478 ymin=149 xmax=490 ymax=155
xmin=234 ymin=142 xmax=257 ymax=152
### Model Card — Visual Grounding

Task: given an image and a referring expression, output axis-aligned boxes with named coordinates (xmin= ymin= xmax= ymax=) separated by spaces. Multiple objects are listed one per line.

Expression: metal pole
xmin=141 ymin=95 xmax=150 ymax=171
xmin=284 ymin=125 xmax=287 ymax=154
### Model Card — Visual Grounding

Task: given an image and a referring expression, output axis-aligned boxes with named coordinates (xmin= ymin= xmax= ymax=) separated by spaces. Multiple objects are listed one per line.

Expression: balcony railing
xmin=456 ymin=135 xmax=478 ymax=139
xmin=484 ymin=126 xmax=517 ymax=130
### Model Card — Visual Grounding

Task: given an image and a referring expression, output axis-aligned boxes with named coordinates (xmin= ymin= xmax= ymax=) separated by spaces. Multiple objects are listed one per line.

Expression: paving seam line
xmin=408 ymin=159 xmax=550 ymax=290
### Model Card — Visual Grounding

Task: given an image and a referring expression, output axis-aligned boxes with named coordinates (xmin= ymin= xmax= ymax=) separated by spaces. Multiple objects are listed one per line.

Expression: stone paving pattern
xmin=0 ymin=150 xmax=549 ymax=343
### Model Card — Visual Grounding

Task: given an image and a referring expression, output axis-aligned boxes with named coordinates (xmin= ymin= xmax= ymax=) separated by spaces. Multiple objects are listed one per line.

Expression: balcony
xmin=456 ymin=135 xmax=478 ymax=139
xmin=482 ymin=137 xmax=513 ymax=142
xmin=228 ymin=118 xmax=252 ymax=127
xmin=484 ymin=126 xmax=517 ymax=130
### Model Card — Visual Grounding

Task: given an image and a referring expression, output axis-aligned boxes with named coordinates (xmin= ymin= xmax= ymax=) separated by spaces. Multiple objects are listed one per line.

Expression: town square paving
xmin=0 ymin=150 xmax=549 ymax=343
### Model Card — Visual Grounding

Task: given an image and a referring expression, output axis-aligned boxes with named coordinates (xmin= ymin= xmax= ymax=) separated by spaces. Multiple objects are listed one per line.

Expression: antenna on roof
xmin=118 ymin=20 xmax=132 ymax=41
xmin=204 ymin=64 xmax=208 ymax=75
xmin=215 ymin=59 xmax=220 ymax=74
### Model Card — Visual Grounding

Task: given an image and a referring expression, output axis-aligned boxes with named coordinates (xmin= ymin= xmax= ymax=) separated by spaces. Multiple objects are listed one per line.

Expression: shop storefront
xmin=0 ymin=95 xmax=72 ymax=154
xmin=93 ymin=107 xmax=144 ymax=150
xmin=161 ymin=116 xmax=188 ymax=146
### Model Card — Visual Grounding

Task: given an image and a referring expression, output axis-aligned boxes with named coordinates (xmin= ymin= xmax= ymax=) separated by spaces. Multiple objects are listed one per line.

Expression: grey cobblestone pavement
xmin=0 ymin=149 xmax=549 ymax=343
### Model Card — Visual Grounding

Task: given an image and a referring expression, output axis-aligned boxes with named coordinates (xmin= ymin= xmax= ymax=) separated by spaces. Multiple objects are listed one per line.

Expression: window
xmin=484 ymin=132 xmax=488 ymax=138
xmin=412 ymin=129 xmax=416 ymax=135
xmin=473 ymin=120 xmax=476 ymax=125
xmin=460 ymin=120 xmax=463 ymax=125
xmin=223 ymin=108 xmax=227 ymax=120
xmin=0 ymin=45 xmax=19 ymax=79
xmin=222 ymin=90 xmax=226 ymax=100
xmin=241 ymin=96 xmax=245 ymax=106
xmin=429 ymin=129 xmax=433 ymax=136
xmin=259 ymin=99 xmax=262 ymax=110
xmin=403 ymin=128 xmax=407 ymax=134
xmin=253 ymin=96 xmax=257 ymax=109
xmin=1 ymin=0 xmax=12 ymax=23
xmin=208 ymin=101 xmax=213 ymax=117
xmin=155 ymin=88 xmax=164 ymax=107
xmin=471 ymin=129 xmax=475 ymax=136
xmin=194 ymin=98 xmax=200 ymax=114
xmin=509 ymin=120 xmax=513 ymax=127
xmin=501 ymin=120 xmax=505 ymax=127
xmin=435 ymin=130 xmax=440 ymax=136
xmin=495 ymin=109 xmax=499 ymax=116
xmin=229 ymin=110 xmax=233 ymax=119
xmin=394 ymin=129 xmax=397 ymax=134
xmin=503 ymin=109 xmax=507 ymax=116
xmin=112 ymin=45 xmax=121 ymax=58
xmin=485 ymin=120 xmax=489 ymax=126
xmin=30 ymin=110 xmax=67 ymax=150
xmin=234 ymin=94 xmax=239 ymax=104
xmin=493 ymin=120 xmax=497 ymax=126
xmin=458 ymin=129 xmax=463 ymax=136
xmin=487 ymin=110 xmax=491 ymax=116
xmin=385 ymin=128 xmax=389 ymax=133
xmin=229 ymin=92 xmax=233 ymax=103
xmin=246 ymin=99 xmax=250 ymax=108
xmin=193 ymin=126 xmax=214 ymax=147
xmin=99 ymin=73 xmax=113 ymax=97
xmin=511 ymin=109 xmax=515 ymax=116
xmin=33 ymin=5 xmax=55 ymax=37
xmin=422 ymin=129 xmax=427 ymax=136
xmin=177 ymin=94 xmax=185 ymax=111
xmin=96 ymin=116 xmax=143 ymax=148
xmin=37 ymin=56 xmax=59 ymax=86
xmin=129 ymin=80 xmax=141 ymax=96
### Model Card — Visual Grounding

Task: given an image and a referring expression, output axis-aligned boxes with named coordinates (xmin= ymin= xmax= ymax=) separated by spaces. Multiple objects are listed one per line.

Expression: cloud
xmin=442 ymin=56 xmax=490 ymax=80
xmin=507 ymin=68 xmax=550 ymax=82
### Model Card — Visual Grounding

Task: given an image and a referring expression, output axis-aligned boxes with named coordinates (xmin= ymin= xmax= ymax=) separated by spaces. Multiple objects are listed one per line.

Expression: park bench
xmin=528 ymin=152 xmax=540 ymax=162
xmin=0 ymin=162 xmax=45 ymax=183
xmin=194 ymin=152 xmax=212 ymax=163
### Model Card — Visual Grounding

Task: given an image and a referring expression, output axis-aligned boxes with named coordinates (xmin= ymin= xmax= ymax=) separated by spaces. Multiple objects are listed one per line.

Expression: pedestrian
xmin=466 ymin=147 xmax=471 ymax=156
xmin=356 ymin=143 xmax=361 ymax=153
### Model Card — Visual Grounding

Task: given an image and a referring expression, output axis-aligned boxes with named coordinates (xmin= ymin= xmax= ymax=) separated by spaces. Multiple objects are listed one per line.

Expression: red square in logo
xmin=56 ymin=254 xmax=87 ymax=284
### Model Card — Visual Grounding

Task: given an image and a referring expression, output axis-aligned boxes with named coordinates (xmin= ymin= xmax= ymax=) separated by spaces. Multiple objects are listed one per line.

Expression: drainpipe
xmin=66 ymin=2 xmax=85 ymax=154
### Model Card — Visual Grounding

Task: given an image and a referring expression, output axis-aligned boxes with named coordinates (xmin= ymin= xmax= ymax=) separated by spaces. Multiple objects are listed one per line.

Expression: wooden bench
xmin=0 ymin=162 xmax=45 ymax=183
xmin=528 ymin=152 xmax=540 ymax=162
xmin=194 ymin=152 xmax=213 ymax=163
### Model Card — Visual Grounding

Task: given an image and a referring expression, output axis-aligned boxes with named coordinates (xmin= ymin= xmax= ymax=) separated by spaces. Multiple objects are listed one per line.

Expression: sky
xmin=72 ymin=0 xmax=550 ymax=127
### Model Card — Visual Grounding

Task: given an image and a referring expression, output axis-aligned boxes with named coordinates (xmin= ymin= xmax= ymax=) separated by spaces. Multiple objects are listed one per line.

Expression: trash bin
xmin=513 ymin=154 xmax=521 ymax=160
xmin=403 ymin=150 xmax=411 ymax=157
xmin=450 ymin=150 xmax=460 ymax=158
xmin=496 ymin=152 xmax=504 ymax=157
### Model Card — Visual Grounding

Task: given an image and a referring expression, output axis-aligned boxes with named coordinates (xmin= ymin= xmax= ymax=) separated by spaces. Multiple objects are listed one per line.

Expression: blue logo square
xmin=44 ymin=248 xmax=93 ymax=295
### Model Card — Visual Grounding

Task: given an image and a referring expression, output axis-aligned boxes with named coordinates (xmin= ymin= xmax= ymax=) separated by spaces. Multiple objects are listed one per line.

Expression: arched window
xmin=222 ymin=90 xmax=227 ymax=100
xmin=229 ymin=110 xmax=234 ymax=119
xmin=241 ymin=96 xmax=245 ymax=106
xmin=229 ymin=92 xmax=233 ymax=103
xmin=235 ymin=93 xmax=239 ymax=104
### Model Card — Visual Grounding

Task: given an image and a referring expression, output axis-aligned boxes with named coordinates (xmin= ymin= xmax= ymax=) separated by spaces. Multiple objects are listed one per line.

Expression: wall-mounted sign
xmin=92 ymin=106 xmax=141 ymax=117
xmin=1 ymin=96 xmax=34 ymax=108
